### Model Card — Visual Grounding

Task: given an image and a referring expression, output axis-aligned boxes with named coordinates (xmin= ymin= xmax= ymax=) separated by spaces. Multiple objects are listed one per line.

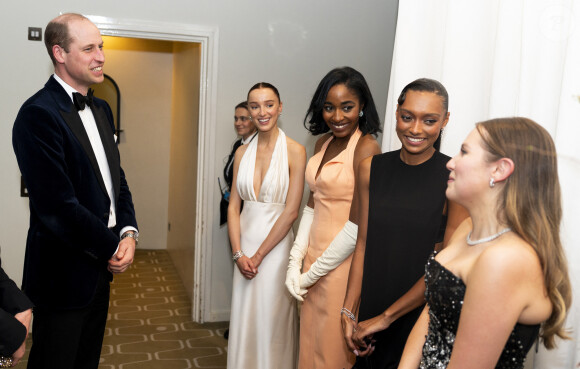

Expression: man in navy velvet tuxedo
xmin=12 ymin=13 xmax=138 ymax=369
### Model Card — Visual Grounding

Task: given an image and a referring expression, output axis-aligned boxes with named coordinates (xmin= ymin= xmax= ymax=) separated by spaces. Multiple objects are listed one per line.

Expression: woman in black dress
xmin=341 ymin=78 xmax=467 ymax=369
xmin=399 ymin=118 xmax=571 ymax=368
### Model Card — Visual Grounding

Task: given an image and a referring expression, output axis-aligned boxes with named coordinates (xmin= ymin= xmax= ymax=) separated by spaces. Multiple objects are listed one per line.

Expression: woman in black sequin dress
xmin=399 ymin=118 xmax=572 ymax=369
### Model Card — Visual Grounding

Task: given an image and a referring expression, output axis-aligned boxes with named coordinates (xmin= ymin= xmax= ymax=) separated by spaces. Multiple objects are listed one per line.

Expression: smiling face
xmin=247 ymin=87 xmax=282 ymax=132
xmin=234 ymin=107 xmax=255 ymax=140
xmin=396 ymin=90 xmax=449 ymax=165
xmin=446 ymin=129 xmax=494 ymax=206
xmin=54 ymin=18 xmax=104 ymax=94
xmin=322 ymin=84 xmax=362 ymax=139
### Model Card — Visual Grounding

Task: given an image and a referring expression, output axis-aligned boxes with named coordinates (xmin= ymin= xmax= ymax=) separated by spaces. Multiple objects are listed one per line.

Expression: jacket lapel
xmin=48 ymin=76 xmax=119 ymax=202
xmin=59 ymin=108 xmax=109 ymax=198
xmin=47 ymin=77 xmax=108 ymax=198
xmin=92 ymin=104 xmax=120 ymax=203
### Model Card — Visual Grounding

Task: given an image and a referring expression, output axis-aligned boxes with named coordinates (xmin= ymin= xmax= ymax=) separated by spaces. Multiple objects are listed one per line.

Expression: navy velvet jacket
xmin=12 ymin=76 xmax=137 ymax=309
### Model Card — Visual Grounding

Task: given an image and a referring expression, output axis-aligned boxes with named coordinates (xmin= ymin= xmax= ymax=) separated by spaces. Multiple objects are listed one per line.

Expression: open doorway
xmin=88 ymin=15 xmax=220 ymax=323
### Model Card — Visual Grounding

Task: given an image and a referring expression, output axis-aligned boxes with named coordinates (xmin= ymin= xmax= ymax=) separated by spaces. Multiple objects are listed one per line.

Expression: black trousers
xmin=27 ymin=270 xmax=110 ymax=369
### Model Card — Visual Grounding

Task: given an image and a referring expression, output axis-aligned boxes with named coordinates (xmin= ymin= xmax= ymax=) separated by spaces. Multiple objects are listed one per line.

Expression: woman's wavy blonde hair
xmin=476 ymin=117 xmax=571 ymax=349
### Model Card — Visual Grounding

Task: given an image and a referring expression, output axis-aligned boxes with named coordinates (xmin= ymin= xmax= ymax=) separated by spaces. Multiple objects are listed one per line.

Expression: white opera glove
xmin=285 ymin=206 xmax=314 ymax=301
xmin=299 ymin=220 xmax=358 ymax=289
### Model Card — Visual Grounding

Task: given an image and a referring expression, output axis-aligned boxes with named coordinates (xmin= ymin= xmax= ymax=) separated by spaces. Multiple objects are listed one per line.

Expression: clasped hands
xmin=285 ymin=265 xmax=316 ymax=301
xmin=108 ymin=236 xmax=136 ymax=274
xmin=235 ymin=253 xmax=263 ymax=280
xmin=286 ymin=216 xmax=358 ymax=301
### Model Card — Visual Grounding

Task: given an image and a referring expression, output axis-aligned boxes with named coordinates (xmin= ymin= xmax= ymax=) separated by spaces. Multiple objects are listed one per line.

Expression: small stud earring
xmin=358 ymin=111 xmax=364 ymax=118
xmin=489 ymin=178 xmax=495 ymax=188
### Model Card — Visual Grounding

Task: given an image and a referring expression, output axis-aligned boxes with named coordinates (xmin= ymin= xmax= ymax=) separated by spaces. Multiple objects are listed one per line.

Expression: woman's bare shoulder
xmin=354 ymin=134 xmax=381 ymax=162
xmin=474 ymin=233 xmax=543 ymax=284
xmin=285 ymin=135 xmax=306 ymax=159
xmin=286 ymin=136 xmax=306 ymax=153
xmin=234 ymin=143 xmax=249 ymax=159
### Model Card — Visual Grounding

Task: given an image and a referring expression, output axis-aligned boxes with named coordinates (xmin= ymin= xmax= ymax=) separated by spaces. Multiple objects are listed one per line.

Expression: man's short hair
xmin=44 ymin=13 xmax=89 ymax=65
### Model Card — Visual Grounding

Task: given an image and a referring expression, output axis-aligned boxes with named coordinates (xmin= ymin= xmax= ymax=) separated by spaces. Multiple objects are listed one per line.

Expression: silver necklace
xmin=466 ymin=227 xmax=511 ymax=246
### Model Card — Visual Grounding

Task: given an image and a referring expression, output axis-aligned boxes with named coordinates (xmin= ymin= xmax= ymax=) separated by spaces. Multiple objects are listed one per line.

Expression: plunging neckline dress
xmin=227 ymin=129 xmax=298 ymax=369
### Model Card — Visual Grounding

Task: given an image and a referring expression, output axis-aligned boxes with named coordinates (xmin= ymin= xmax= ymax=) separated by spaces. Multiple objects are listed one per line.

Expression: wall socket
xmin=28 ymin=27 xmax=42 ymax=41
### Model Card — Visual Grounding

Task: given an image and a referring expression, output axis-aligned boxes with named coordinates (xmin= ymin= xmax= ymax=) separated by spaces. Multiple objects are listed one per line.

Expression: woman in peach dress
xmin=285 ymin=67 xmax=381 ymax=368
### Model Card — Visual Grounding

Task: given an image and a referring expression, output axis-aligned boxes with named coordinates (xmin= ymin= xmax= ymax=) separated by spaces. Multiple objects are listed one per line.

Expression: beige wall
xmin=94 ymin=37 xmax=201 ymax=297
xmin=96 ymin=36 xmax=174 ymax=250
xmin=167 ymin=42 xmax=201 ymax=299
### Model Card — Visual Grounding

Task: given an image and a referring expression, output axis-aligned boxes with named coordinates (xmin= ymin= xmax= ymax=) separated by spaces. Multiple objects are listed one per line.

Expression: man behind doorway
xmin=12 ymin=13 xmax=138 ymax=369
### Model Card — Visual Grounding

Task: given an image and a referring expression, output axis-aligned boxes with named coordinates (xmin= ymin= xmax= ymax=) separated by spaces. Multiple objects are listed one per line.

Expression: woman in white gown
xmin=227 ymin=82 xmax=306 ymax=369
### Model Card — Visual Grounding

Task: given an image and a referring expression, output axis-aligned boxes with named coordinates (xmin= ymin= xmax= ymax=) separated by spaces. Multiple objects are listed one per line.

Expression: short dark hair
xmin=304 ymin=66 xmax=382 ymax=136
xmin=235 ymin=101 xmax=248 ymax=110
xmin=397 ymin=78 xmax=449 ymax=150
xmin=247 ymin=82 xmax=281 ymax=102
xmin=44 ymin=13 xmax=89 ymax=65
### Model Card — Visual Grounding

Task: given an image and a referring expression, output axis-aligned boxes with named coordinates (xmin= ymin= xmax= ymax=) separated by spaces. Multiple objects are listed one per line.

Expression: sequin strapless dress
xmin=420 ymin=253 xmax=539 ymax=369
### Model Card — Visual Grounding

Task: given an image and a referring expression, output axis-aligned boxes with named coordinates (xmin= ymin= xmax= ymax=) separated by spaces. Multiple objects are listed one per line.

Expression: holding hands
xmin=341 ymin=309 xmax=380 ymax=358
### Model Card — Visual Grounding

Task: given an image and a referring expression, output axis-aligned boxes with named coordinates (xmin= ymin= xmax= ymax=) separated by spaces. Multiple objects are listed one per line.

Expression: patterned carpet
xmin=20 ymin=250 xmax=229 ymax=368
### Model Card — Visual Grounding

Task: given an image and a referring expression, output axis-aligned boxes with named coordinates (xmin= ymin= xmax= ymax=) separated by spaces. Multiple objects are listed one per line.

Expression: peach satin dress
xmin=299 ymin=128 xmax=362 ymax=369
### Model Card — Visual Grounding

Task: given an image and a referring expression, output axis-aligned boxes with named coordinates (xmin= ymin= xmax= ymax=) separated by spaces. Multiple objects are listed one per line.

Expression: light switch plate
xmin=28 ymin=27 xmax=42 ymax=41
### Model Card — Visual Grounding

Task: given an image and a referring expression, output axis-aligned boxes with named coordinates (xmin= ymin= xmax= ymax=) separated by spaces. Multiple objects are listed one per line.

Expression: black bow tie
xmin=73 ymin=89 xmax=94 ymax=111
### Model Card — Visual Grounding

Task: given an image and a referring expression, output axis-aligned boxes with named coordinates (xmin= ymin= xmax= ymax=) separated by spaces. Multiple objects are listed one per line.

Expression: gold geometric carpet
xmin=20 ymin=250 xmax=229 ymax=368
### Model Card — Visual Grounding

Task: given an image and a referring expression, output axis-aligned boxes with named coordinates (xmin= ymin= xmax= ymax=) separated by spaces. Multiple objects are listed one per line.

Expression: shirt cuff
xmin=119 ymin=226 xmax=138 ymax=239
xmin=114 ymin=227 xmax=138 ymax=256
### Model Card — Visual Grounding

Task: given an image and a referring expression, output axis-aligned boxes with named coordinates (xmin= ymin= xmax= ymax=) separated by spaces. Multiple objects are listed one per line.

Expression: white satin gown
xmin=227 ymin=129 xmax=298 ymax=369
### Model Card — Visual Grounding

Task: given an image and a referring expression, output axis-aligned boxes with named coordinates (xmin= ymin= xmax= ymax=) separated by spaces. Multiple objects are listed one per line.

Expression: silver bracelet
xmin=341 ymin=307 xmax=356 ymax=321
xmin=232 ymin=250 xmax=244 ymax=262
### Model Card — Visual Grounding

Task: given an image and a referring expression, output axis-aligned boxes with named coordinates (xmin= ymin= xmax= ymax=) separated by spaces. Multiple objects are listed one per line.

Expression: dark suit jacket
xmin=220 ymin=138 xmax=242 ymax=225
xmin=223 ymin=138 xmax=243 ymax=191
xmin=0 ymin=256 xmax=33 ymax=356
xmin=12 ymin=76 xmax=137 ymax=310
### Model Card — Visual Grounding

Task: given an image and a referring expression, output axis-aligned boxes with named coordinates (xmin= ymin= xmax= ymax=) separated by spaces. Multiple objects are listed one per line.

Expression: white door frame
xmin=88 ymin=15 xmax=219 ymax=323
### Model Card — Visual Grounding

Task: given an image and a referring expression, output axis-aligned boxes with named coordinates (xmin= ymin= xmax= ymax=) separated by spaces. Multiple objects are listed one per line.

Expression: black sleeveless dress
xmin=421 ymin=253 xmax=539 ymax=368
xmin=355 ymin=150 xmax=450 ymax=369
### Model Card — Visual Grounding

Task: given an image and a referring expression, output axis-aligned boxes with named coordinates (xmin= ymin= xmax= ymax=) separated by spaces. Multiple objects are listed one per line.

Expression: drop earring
xmin=489 ymin=178 xmax=495 ymax=188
